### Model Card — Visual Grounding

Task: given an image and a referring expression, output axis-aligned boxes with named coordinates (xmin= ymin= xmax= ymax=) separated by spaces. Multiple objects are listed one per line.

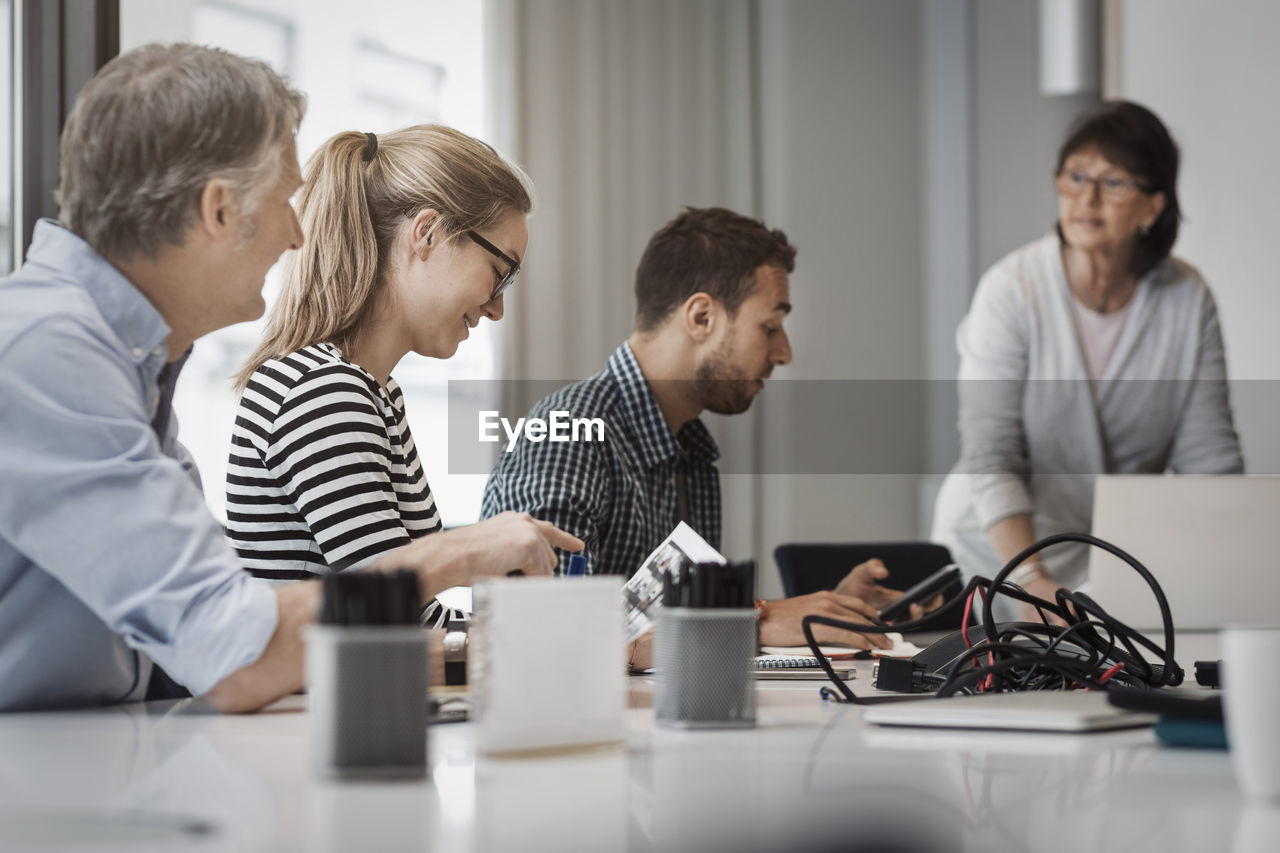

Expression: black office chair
xmin=773 ymin=541 xmax=962 ymax=632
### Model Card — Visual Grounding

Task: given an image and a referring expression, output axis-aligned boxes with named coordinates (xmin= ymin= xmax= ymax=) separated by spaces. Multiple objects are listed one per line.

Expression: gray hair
xmin=57 ymin=43 xmax=306 ymax=261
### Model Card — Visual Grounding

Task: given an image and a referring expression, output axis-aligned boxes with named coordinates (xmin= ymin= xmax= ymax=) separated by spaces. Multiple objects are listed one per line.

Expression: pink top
xmin=1072 ymin=297 xmax=1131 ymax=382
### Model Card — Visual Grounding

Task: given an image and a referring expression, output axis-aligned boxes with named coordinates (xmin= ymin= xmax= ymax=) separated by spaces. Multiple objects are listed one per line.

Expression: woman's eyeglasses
xmin=467 ymin=230 xmax=521 ymax=300
xmin=1055 ymin=170 xmax=1151 ymax=204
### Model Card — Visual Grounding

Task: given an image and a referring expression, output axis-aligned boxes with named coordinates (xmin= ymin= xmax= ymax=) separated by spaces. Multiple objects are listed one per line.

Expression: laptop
xmin=1088 ymin=475 xmax=1280 ymax=631
xmin=862 ymin=690 xmax=1155 ymax=733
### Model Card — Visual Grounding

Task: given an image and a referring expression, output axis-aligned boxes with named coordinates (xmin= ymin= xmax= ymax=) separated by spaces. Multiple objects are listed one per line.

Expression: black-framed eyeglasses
xmin=467 ymin=230 xmax=522 ymax=300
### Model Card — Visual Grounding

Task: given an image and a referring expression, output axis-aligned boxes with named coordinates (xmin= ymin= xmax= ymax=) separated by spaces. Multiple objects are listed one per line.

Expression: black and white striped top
xmin=226 ymin=343 xmax=452 ymax=624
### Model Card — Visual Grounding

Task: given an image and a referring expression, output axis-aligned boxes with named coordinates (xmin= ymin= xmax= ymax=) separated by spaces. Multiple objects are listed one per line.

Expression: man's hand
xmin=757 ymin=591 xmax=894 ymax=650
xmin=205 ymin=581 xmax=321 ymax=713
xmin=833 ymin=559 xmax=936 ymax=623
xmin=626 ymin=629 xmax=654 ymax=672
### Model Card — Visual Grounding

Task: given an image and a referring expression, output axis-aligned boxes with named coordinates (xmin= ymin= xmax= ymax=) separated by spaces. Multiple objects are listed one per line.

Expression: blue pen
xmin=566 ymin=554 xmax=587 ymax=576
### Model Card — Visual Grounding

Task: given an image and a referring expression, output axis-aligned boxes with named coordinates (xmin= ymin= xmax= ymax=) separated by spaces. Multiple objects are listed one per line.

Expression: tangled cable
xmin=802 ymin=532 xmax=1183 ymax=705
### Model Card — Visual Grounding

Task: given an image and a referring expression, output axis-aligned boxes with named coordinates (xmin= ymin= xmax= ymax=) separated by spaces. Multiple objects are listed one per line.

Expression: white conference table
xmin=0 ymin=633 xmax=1269 ymax=853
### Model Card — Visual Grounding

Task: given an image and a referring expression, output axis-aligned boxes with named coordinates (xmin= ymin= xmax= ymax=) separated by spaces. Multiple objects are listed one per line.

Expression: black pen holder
xmin=307 ymin=570 xmax=429 ymax=779
xmin=307 ymin=625 xmax=429 ymax=779
xmin=654 ymin=608 xmax=756 ymax=729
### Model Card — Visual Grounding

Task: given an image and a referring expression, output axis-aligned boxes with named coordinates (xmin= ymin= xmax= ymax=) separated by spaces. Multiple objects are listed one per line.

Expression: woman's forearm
xmin=370 ymin=529 xmax=477 ymax=598
xmin=986 ymin=514 xmax=1046 ymax=574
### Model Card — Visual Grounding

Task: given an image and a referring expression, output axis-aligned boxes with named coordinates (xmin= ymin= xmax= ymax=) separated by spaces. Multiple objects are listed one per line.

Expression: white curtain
xmin=487 ymin=0 xmax=764 ymax=569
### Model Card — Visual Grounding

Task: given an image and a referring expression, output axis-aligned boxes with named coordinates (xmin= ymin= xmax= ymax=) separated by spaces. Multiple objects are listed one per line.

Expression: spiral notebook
xmin=753 ymin=655 xmax=856 ymax=680
xmin=756 ymin=654 xmax=830 ymax=668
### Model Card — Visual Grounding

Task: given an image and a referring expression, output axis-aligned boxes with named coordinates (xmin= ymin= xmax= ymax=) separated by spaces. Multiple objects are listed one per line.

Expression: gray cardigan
xmin=932 ymin=234 xmax=1243 ymax=591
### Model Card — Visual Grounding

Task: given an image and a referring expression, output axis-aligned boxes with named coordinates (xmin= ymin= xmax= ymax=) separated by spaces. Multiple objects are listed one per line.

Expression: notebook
xmin=754 ymin=659 xmax=856 ymax=680
xmin=752 ymin=653 xmax=855 ymax=681
xmin=633 ymin=657 xmax=856 ymax=680
xmin=862 ymin=690 xmax=1156 ymax=732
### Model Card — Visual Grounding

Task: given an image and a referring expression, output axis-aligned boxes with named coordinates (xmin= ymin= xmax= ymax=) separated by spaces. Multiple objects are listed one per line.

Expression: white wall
xmin=973 ymin=0 xmax=1098 ymax=276
xmin=754 ymin=0 xmax=925 ymax=596
xmin=1116 ymin=0 xmax=1280 ymax=472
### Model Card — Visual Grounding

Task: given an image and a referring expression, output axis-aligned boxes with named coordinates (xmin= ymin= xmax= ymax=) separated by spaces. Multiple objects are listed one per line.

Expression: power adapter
xmin=873 ymin=657 xmax=933 ymax=693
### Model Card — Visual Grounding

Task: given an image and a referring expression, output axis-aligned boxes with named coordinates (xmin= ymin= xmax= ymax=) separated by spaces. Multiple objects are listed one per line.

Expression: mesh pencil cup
xmin=653 ymin=608 xmax=756 ymax=729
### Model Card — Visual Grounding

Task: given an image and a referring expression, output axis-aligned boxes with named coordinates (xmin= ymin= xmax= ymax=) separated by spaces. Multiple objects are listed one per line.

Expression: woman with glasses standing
xmin=932 ymin=101 xmax=1242 ymax=622
xmin=227 ymin=125 xmax=577 ymax=625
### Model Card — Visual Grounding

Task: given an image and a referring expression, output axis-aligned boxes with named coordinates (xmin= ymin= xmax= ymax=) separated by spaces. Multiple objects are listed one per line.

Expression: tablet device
xmin=862 ymin=690 xmax=1156 ymax=732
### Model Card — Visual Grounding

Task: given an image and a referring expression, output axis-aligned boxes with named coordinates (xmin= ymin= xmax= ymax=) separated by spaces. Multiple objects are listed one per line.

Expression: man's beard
xmin=694 ymin=344 xmax=761 ymax=416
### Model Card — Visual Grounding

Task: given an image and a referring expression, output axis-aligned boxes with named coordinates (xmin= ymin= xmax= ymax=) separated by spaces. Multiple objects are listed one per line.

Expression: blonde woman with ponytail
xmin=226 ymin=125 xmax=581 ymax=623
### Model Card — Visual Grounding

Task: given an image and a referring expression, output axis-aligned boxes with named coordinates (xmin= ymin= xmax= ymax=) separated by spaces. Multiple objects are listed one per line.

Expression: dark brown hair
xmin=634 ymin=207 xmax=796 ymax=331
xmin=1055 ymin=100 xmax=1180 ymax=279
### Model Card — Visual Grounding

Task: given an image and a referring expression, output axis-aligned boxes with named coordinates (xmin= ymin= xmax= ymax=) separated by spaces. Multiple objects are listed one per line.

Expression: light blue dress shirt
xmin=0 ymin=220 xmax=278 ymax=711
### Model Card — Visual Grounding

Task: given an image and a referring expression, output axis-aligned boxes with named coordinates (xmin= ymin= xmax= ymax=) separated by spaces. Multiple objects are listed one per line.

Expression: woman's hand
xmin=372 ymin=512 xmax=584 ymax=594
xmin=1016 ymin=572 xmax=1068 ymax=627
xmin=424 ymin=628 xmax=447 ymax=687
xmin=460 ymin=511 xmax=585 ymax=578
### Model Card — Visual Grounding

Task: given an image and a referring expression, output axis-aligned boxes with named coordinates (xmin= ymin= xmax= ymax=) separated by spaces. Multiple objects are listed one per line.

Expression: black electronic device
xmin=1194 ymin=659 xmax=1222 ymax=688
xmin=875 ymin=622 xmax=1055 ymax=693
xmin=910 ymin=623 xmax=1037 ymax=673
xmin=806 ymin=532 xmax=1186 ymax=707
xmin=1107 ymin=685 xmax=1226 ymax=748
xmin=877 ymin=564 xmax=962 ymax=623
xmin=1106 ymin=686 xmax=1223 ymax=722
xmin=910 ymin=620 xmax=1176 ymax=684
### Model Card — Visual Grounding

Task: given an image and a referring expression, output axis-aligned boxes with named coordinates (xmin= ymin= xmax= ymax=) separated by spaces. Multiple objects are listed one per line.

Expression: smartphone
xmin=876 ymin=564 xmax=962 ymax=623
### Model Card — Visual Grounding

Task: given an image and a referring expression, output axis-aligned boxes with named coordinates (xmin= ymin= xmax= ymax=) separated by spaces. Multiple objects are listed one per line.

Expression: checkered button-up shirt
xmin=481 ymin=342 xmax=720 ymax=577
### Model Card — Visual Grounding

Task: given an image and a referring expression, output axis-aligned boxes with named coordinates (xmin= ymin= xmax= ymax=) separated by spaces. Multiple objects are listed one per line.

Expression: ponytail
xmin=235 ymin=132 xmax=386 ymax=390
xmin=235 ymin=124 xmax=534 ymax=391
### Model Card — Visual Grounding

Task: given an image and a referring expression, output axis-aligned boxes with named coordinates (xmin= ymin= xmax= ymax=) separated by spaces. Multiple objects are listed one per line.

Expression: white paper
xmin=760 ymin=644 xmax=866 ymax=657
xmin=473 ymin=577 xmax=626 ymax=754
xmin=433 ymin=585 xmax=473 ymax=614
xmin=871 ymin=634 xmax=926 ymax=658
xmin=760 ymin=634 xmax=924 ymax=659
xmin=621 ymin=522 xmax=726 ymax=644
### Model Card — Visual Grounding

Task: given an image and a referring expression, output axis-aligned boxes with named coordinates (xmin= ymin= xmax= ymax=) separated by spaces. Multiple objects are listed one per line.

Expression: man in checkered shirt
xmin=482 ymin=208 xmax=925 ymax=666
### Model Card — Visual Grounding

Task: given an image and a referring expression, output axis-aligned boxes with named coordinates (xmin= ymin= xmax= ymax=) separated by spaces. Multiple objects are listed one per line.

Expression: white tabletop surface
xmin=0 ymin=632 xmax=1269 ymax=853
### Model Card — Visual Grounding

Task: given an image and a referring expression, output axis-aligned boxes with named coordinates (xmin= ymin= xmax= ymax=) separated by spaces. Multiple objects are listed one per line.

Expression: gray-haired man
xmin=0 ymin=43 xmax=574 ymax=712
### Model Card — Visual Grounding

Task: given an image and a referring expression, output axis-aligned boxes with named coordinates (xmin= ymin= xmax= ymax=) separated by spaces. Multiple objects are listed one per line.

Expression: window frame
xmin=15 ymin=0 xmax=118 ymax=265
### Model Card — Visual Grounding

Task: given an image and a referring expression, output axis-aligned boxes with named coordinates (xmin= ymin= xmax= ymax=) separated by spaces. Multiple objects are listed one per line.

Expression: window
xmin=0 ymin=0 xmax=12 ymax=273
xmin=119 ymin=0 xmax=496 ymax=527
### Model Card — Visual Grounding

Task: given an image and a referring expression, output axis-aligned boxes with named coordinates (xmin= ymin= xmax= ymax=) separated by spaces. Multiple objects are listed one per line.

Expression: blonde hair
xmin=235 ymin=124 xmax=534 ymax=390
